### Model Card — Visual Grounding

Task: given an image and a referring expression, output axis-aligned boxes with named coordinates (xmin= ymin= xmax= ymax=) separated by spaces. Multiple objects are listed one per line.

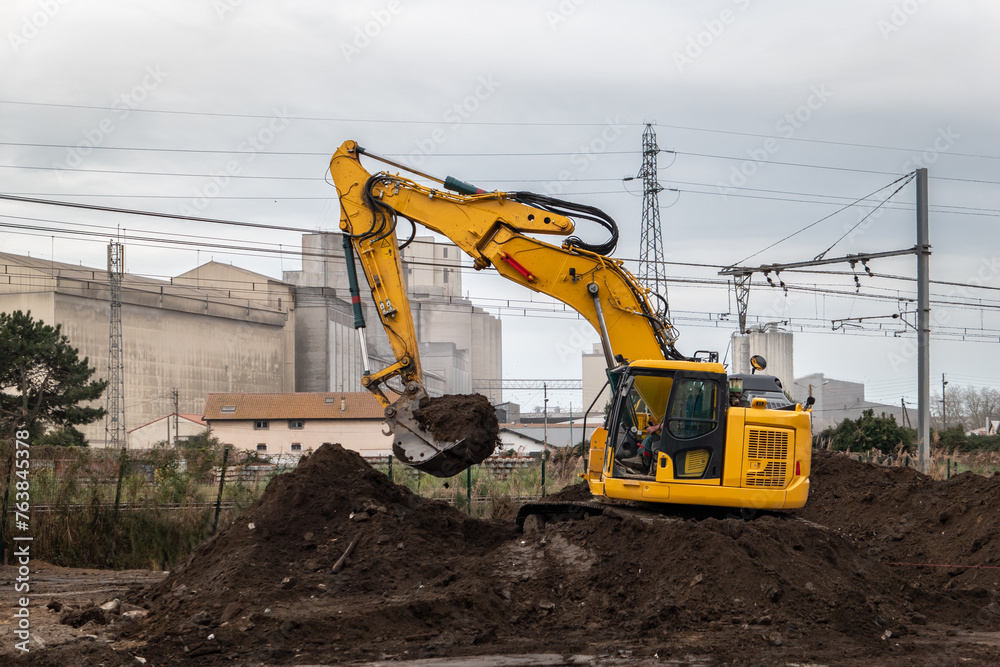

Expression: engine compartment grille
xmin=747 ymin=429 xmax=789 ymax=460
xmin=745 ymin=428 xmax=791 ymax=488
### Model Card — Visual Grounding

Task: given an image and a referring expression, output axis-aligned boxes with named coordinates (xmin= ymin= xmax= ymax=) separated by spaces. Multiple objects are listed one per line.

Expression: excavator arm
xmin=330 ymin=140 xmax=682 ymax=476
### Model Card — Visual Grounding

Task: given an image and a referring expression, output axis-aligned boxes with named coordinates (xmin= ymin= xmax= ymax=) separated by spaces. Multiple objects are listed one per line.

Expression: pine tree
xmin=0 ymin=310 xmax=107 ymax=445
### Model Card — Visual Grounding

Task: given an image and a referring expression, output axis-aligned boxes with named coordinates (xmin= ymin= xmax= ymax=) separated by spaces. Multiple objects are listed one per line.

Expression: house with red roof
xmin=202 ymin=392 xmax=392 ymax=457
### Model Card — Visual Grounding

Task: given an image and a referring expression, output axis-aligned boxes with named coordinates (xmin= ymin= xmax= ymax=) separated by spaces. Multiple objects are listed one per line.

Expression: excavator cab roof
xmin=624 ymin=359 xmax=727 ymax=375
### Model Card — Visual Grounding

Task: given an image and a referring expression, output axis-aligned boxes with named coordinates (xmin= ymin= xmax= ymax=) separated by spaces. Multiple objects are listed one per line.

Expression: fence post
xmin=541 ymin=456 xmax=546 ymax=498
xmin=466 ymin=465 xmax=472 ymax=516
xmin=212 ymin=446 xmax=231 ymax=536
xmin=113 ymin=448 xmax=129 ymax=516
xmin=947 ymin=458 xmax=951 ymax=479
xmin=0 ymin=449 xmax=12 ymax=566
xmin=387 ymin=454 xmax=393 ymax=482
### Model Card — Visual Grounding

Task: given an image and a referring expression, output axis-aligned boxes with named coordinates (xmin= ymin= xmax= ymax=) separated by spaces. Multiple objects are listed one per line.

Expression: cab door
xmin=603 ymin=373 xmax=638 ymax=474
xmin=656 ymin=371 xmax=727 ymax=480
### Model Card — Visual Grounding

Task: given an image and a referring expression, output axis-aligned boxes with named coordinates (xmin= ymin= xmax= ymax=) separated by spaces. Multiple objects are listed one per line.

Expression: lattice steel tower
xmin=105 ymin=241 xmax=126 ymax=449
xmin=637 ymin=124 xmax=669 ymax=315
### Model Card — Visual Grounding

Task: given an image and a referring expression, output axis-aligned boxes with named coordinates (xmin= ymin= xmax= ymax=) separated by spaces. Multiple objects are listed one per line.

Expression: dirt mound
xmin=545 ymin=479 xmax=593 ymax=501
xmin=798 ymin=450 xmax=1000 ymax=590
xmin=135 ymin=444 xmax=513 ymax=659
xmin=412 ymin=392 xmax=500 ymax=464
xmin=24 ymin=445 xmax=1000 ymax=665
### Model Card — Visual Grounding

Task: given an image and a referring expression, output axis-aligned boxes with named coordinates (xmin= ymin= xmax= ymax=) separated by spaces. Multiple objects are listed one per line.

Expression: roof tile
xmin=203 ymin=392 xmax=384 ymax=421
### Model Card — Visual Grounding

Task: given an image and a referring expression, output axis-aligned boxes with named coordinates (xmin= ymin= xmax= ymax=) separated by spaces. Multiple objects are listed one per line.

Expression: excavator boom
xmin=331 ymin=140 xmax=677 ymax=475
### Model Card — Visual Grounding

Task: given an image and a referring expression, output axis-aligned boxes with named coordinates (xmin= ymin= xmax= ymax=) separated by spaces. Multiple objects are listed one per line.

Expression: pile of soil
xmin=411 ymin=392 xmax=500 ymax=465
xmin=18 ymin=446 xmax=1000 ymax=665
xmin=131 ymin=443 xmax=514 ymax=663
xmin=798 ymin=450 xmax=1000 ymax=591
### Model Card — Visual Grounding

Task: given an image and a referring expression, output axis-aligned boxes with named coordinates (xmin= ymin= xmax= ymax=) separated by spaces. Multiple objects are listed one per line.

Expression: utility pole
xmin=569 ymin=401 xmax=573 ymax=455
xmin=916 ymin=168 xmax=930 ymax=474
xmin=543 ymin=384 xmax=549 ymax=456
xmin=636 ymin=124 xmax=670 ymax=316
xmin=941 ymin=374 xmax=948 ymax=430
xmin=104 ymin=241 xmax=126 ymax=450
xmin=173 ymin=388 xmax=180 ymax=446
xmin=542 ymin=383 xmax=548 ymax=497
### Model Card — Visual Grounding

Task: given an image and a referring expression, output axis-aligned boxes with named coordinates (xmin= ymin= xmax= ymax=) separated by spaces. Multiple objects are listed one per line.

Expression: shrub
xmin=817 ymin=409 xmax=915 ymax=453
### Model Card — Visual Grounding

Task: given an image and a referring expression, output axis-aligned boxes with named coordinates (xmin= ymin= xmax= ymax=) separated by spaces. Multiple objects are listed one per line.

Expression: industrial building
xmin=282 ymin=232 xmax=502 ymax=405
xmin=731 ymin=328 xmax=795 ymax=392
xmin=0 ymin=234 xmax=503 ymax=448
xmin=0 ymin=252 xmax=295 ymax=446
xmin=791 ymin=373 xmax=910 ymax=432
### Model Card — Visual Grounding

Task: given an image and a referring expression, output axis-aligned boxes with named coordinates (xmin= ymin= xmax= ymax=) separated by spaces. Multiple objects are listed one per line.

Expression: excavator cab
xmin=608 ymin=362 xmax=728 ymax=480
xmin=588 ymin=358 xmax=811 ymax=510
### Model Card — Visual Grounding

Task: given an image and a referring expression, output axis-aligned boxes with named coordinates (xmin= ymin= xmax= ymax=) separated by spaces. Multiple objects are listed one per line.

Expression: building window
xmin=288 ymin=419 xmax=304 ymax=430
xmin=290 ymin=443 xmax=302 ymax=452
xmin=253 ymin=420 xmax=269 ymax=430
xmin=221 ymin=406 xmax=236 ymax=413
xmin=256 ymin=444 xmax=267 ymax=452
xmin=325 ymin=397 xmax=335 ymax=403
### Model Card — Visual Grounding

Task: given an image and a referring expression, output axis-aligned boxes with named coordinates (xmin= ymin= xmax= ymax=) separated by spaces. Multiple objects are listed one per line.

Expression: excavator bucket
xmin=385 ymin=386 xmax=499 ymax=477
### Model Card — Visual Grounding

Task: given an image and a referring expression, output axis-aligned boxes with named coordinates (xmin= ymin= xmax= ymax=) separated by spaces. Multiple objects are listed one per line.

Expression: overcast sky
xmin=2 ymin=0 xmax=999 ymax=413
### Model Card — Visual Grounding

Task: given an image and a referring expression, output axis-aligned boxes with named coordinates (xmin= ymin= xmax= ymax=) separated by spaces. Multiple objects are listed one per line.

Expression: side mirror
xmin=750 ymin=355 xmax=767 ymax=374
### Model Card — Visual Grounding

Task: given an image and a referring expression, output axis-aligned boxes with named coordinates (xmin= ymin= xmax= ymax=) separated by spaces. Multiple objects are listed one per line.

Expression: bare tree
xmin=959 ymin=386 xmax=1000 ymax=432
xmin=931 ymin=385 xmax=1000 ymax=432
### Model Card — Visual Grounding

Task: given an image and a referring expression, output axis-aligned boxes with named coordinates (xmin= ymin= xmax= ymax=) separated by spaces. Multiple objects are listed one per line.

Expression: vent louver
xmin=745 ymin=428 xmax=790 ymax=487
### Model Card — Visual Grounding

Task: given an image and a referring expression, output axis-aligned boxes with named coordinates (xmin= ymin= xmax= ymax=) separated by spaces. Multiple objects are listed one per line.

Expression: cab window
xmin=666 ymin=379 xmax=718 ymax=439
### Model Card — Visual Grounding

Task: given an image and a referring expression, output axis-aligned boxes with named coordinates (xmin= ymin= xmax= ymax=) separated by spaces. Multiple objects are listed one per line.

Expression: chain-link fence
xmin=0 ymin=443 xmax=296 ymax=569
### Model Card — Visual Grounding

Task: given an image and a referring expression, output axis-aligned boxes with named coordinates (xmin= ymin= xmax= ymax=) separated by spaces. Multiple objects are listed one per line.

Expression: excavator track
xmin=515 ymin=498 xmax=685 ymax=532
xmin=516 ymin=496 xmax=789 ymax=532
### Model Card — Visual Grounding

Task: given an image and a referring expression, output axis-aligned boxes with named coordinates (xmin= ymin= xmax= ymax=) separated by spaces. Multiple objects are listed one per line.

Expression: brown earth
xmin=11 ymin=446 xmax=1000 ymax=665
xmin=798 ymin=449 xmax=1000 ymax=594
xmin=411 ymin=392 xmax=500 ymax=464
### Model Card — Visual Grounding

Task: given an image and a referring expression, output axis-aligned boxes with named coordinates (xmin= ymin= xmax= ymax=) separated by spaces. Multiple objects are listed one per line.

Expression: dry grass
xmin=822 ymin=442 xmax=1000 ymax=479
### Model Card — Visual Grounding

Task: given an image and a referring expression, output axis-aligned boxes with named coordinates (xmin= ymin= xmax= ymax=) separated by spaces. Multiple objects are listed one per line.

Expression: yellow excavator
xmin=329 ymin=140 xmax=812 ymax=512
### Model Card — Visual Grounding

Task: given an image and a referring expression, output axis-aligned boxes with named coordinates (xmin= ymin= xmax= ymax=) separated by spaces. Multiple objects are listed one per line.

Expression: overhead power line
xmin=4 ymin=161 xmax=997 ymax=217
xmin=4 ymin=99 xmax=999 ymax=162
xmin=0 ymin=99 xmax=628 ymax=127
xmin=4 ymin=193 xmax=1000 ymax=301
xmin=729 ymin=173 xmax=915 ymax=267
